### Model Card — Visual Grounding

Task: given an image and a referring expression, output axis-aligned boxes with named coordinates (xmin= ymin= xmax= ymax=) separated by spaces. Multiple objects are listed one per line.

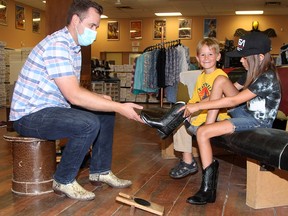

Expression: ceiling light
xmin=235 ymin=10 xmax=264 ymax=15
xmin=0 ymin=4 xmax=6 ymax=9
xmin=42 ymin=0 xmax=46 ymax=3
xmin=155 ymin=12 xmax=182 ymax=17
xmin=101 ymin=15 xmax=108 ymax=18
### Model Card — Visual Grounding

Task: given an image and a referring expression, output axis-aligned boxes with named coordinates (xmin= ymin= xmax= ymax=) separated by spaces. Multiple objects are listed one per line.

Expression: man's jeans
xmin=13 ymin=107 xmax=115 ymax=184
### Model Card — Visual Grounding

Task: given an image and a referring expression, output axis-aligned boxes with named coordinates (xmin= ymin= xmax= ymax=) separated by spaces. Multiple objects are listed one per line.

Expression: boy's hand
xmin=182 ymin=104 xmax=200 ymax=118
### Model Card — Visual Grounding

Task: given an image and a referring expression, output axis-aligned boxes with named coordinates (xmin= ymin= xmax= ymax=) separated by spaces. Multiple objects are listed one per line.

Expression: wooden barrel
xmin=3 ymin=132 xmax=56 ymax=195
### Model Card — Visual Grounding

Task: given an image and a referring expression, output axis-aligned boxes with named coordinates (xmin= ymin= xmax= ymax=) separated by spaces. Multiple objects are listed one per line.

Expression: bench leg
xmin=161 ymin=135 xmax=176 ymax=159
xmin=246 ymin=159 xmax=288 ymax=209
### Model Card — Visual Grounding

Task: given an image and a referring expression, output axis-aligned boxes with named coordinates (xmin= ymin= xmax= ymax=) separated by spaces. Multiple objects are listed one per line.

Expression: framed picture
xmin=130 ymin=20 xmax=142 ymax=40
xmin=178 ymin=19 xmax=192 ymax=39
xmin=32 ymin=10 xmax=40 ymax=33
xmin=15 ymin=5 xmax=25 ymax=30
xmin=153 ymin=19 xmax=166 ymax=40
xmin=107 ymin=21 xmax=119 ymax=40
xmin=0 ymin=0 xmax=7 ymax=26
xmin=204 ymin=18 xmax=217 ymax=38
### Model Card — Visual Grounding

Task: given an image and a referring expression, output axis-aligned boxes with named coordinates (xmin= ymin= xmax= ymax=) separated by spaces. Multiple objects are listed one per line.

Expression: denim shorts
xmin=184 ymin=104 xmax=272 ymax=133
xmin=227 ymin=104 xmax=272 ymax=132
xmin=184 ymin=119 xmax=199 ymax=135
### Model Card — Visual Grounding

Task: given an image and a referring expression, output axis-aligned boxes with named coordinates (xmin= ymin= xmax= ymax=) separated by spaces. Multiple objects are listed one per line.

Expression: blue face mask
xmin=77 ymin=27 xmax=97 ymax=46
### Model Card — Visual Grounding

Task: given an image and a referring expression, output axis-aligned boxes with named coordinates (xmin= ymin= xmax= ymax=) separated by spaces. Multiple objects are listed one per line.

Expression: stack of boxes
xmin=0 ymin=42 xmax=6 ymax=107
xmin=114 ymin=65 xmax=135 ymax=102
xmin=0 ymin=43 xmax=29 ymax=130
xmin=91 ymin=80 xmax=120 ymax=102
xmin=91 ymin=62 xmax=162 ymax=103
xmin=2 ymin=46 xmax=31 ymax=106
xmin=113 ymin=64 xmax=149 ymax=103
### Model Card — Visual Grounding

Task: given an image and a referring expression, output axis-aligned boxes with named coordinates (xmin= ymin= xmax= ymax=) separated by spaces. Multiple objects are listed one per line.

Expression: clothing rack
xmin=141 ymin=24 xmax=182 ymax=107
xmin=144 ymin=37 xmax=181 ymax=107
xmin=143 ymin=39 xmax=181 ymax=53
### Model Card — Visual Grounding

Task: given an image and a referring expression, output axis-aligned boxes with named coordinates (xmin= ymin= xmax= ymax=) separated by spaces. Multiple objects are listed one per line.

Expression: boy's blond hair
xmin=196 ymin=38 xmax=220 ymax=55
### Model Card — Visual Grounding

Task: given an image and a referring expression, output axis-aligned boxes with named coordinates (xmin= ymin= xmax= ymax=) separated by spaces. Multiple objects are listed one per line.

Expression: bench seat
xmin=211 ymin=128 xmax=288 ymax=171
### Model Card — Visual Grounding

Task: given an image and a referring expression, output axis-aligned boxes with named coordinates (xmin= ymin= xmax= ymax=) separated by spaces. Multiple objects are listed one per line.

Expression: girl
xmin=183 ymin=32 xmax=281 ymax=205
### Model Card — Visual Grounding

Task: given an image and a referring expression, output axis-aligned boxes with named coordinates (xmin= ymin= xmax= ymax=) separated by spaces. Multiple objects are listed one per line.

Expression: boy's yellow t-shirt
xmin=188 ymin=68 xmax=230 ymax=126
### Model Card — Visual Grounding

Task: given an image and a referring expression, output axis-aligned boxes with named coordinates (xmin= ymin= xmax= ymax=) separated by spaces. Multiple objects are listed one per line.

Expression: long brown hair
xmin=243 ymin=52 xmax=280 ymax=88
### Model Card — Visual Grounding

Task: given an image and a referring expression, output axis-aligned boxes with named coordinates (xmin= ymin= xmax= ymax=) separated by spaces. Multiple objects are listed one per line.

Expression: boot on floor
xmin=187 ymin=160 xmax=219 ymax=205
xmin=140 ymin=101 xmax=186 ymax=139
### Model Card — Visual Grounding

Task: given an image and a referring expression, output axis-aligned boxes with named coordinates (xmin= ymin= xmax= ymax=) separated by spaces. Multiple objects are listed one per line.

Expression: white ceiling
xmin=16 ymin=0 xmax=288 ymax=18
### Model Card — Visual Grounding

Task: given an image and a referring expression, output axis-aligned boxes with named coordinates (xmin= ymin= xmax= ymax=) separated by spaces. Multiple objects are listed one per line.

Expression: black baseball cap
xmin=226 ymin=32 xmax=271 ymax=57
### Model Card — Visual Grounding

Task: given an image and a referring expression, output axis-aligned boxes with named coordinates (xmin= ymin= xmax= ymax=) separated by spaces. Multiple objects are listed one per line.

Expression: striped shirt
xmin=10 ymin=27 xmax=82 ymax=121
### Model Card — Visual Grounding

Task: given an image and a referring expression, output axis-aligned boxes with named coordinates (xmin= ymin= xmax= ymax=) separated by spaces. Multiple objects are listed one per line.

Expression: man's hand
xmin=119 ymin=103 xmax=144 ymax=123
xmin=100 ymin=94 xmax=112 ymax=101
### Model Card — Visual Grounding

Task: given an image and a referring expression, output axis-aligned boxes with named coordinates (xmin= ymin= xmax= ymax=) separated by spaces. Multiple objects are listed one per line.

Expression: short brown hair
xmin=67 ymin=0 xmax=103 ymax=25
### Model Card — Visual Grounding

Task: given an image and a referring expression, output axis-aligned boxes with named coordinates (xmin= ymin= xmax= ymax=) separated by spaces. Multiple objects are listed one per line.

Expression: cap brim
xmin=226 ymin=48 xmax=268 ymax=58
xmin=226 ymin=50 xmax=244 ymax=58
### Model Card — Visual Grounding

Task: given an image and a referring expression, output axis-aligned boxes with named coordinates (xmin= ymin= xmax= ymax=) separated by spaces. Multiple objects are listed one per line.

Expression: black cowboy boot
xmin=140 ymin=101 xmax=186 ymax=139
xmin=187 ymin=160 xmax=219 ymax=205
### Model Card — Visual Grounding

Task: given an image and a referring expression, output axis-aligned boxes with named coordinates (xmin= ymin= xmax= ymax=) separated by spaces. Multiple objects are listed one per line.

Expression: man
xmin=10 ymin=0 xmax=143 ymax=201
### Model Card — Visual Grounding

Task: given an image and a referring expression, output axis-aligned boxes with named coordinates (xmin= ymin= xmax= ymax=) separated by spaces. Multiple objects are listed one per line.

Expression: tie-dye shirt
xmin=246 ymin=70 xmax=281 ymax=124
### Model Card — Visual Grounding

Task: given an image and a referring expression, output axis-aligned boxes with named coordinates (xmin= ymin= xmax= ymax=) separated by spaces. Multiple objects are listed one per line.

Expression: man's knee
xmin=74 ymin=111 xmax=100 ymax=133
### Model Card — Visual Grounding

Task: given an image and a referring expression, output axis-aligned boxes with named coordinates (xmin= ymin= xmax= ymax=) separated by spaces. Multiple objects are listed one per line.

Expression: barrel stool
xmin=3 ymin=132 xmax=56 ymax=195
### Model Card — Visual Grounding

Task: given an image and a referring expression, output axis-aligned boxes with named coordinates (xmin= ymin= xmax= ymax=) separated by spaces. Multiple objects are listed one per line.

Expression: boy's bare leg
xmin=206 ymin=76 xmax=239 ymax=124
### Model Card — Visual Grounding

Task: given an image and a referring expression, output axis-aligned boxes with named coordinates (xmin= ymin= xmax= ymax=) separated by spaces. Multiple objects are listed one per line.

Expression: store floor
xmin=0 ymin=106 xmax=287 ymax=216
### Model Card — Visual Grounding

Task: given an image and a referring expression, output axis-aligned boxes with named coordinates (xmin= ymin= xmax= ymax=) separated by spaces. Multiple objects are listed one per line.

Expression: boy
xmin=170 ymin=38 xmax=230 ymax=178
